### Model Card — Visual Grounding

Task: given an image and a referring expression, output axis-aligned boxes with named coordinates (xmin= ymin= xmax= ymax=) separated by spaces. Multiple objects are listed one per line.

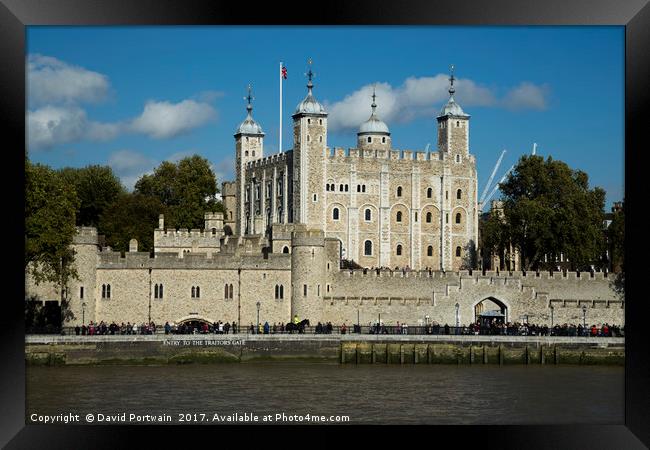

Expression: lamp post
xmin=148 ymin=268 xmax=152 ymax=326
xmin=582 ymin=305 xmax=587 ymax=329
xmin=82 ymin=302 xmax=87 ymax=326
xmin=550 ymin=305 xmax=554 ymax=329
xmin=256 ymin=301 xmax=261 ymax=334
xmin=455 ymin=303 xmax=460 ymax=333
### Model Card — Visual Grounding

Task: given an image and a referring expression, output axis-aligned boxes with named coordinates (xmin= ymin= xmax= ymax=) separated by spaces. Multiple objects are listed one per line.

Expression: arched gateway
xmin=473 ymin=297 xmax=509 ymax=325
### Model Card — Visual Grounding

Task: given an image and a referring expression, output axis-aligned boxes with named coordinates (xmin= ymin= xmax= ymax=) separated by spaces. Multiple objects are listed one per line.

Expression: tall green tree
xmin=607 ymin=201 xmax=624 ymax=272
xmin=498 ymin=155 xmax=606 ymax=271
xmin=98 ymin=193 xmax=166 ymax=253
xmin=134 ymin=155 xmax=222 ymax=229
xmin=26 ymin=158 xmax=80 ymax=325
xmin=58 ymin=165 xmax=125 ymax=228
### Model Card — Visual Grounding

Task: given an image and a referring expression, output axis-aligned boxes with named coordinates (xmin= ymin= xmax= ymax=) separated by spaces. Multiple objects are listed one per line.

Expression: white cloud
xmin=326 ymin=74 xmax=547 ymax=132
xmin=27 ymin=105 xmax=118 ymax=150
xmin=27 ymin=54 xmax=110 ymax=106
xmin=107 ymin=150 xmax=156 ymax=191
xmin=211 ymin=157 xmax=234 ymax=184
xmin=502 ymin=82 xmax=549 ymax=110
xmin=129 ymin=100 xmax=216 ymax=139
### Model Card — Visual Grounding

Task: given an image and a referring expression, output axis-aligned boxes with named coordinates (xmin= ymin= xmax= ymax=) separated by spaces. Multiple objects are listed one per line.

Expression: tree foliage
xmin=99 ymin=193 xmax=166 ymax=253
xmin=607 ymin=201 xmax=624 ymax=272
xmin=25 ymin=158 xmax=80 ymax=284
xmin=58 ymin=165 xmax=125 ymax=228
xmin=496 ymin=155 xmax=606 ymax=271
xmin=134 ymin=155 xmax=222 ymax=229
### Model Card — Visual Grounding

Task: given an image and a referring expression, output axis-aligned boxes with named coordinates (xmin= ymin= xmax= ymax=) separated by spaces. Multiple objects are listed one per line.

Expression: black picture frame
xmin=3 ymin=0 xmax=648 ymax=447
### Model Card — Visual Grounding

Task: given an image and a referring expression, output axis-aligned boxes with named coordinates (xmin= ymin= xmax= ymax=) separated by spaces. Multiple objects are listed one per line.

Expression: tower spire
xmin=305 ymin=57 xmax=314 ymax=94
xmin=245 ymin=83 xmax=254 ymax=115
xmin=448 ymin=64 xmax=456 ymax=97
xmin=371 ymin=84 xmax=377 ymax=114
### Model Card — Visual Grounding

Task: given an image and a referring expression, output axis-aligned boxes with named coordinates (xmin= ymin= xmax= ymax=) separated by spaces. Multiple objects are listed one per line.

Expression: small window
xmin=279 ymin=285 xmax=284 ymax=299
xmin=101 ymin=284 xmax=106 ymax=299
xmin=333 ymin=208 xmax=340 ymax=220
xmin=457 ymin=189 xmax=462 ymax=199
xmin=159 ymin=284 xmax=163 ymax=298
xmin=308 ymin=118 xmax=311 ymax=124
xmin=80 ymin=286 xmax=84 ymax=299
xmin=396 ymin=244 xmax=402 ymax=256
xmin=427 ymin=188 xmax=432 ymax=198
xmin=345 ymin=184 xmax=349 ymax=192
xmin=456 ymin=213 xmax=462 ymax=224
xmin=340 ymin=184 xmax=344 ymax=192
xmin=427 ymin=246 xmax=433 ymax=257
xmin=319 ymin=136 xmax=323 ymax=143
xmin=319 ymin=119 xmax=323 ymax=125
xmin=229 ymin=284 xmax=234 ymax=299
xmin=307 ymin=135 xmax=310 ymax=142
xmin=313 ymin=194 xmax=317 ymax=202
xmin=367 ymin=136 xmax=371 ymax=143
xmin=191 ymin=286 xmax=196 ymax=298
xmin=318 ymin=285 xmax=320 ymax=296
xmin=396 ymin=211 xmax=402 ymax=222
xmin=456 ymin=155 xmax=460 ymax=163
xmin=106 ymin=284 xmax=111 ymax=299
xmin=225 ymin=285 xmax=229 ymax=299
xmin=245 ymin=150 xmax=249 ymax=156
xmin=414 ymin=212 xmax=418 ymax=222
xmin=446 ymin=191 xmax=448 ymax=200
xmin=456 ymin=121 xmax=460 ymax=127
xmin=362 ymin=185 xmax=366 ymax=193
xmin=456 ymin=246 xmax=462 ymax=257
xmin=364 ymin=240 xmax=372 ymax=256
xmin=154 ymin=284 xmax=159 ymax=299
xmin=357 ymin=185 xmax=361 ymax=192
xmin=275 ymin=285 xmax=279 ymax=300
xmin=397 ymin=186 xmax=402 ymax=197
xmin=283 ymin=246 xmax=289 ymax=254
xmin=382 ymin=137 xmax=386 ymax=143
xmin=446 ymin=213 xmax=449 ymax=224
xmin=303 ymin=285 xmax=308 ymax=296
xmin=365 ymin=209 xmax=371 ymax=221
xmin=426 ymin=212 xmax=432 ymax=223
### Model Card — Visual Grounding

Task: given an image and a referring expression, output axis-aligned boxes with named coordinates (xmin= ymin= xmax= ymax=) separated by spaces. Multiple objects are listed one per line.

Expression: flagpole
xmin=279 ymin=61 xmax=283 ymax=154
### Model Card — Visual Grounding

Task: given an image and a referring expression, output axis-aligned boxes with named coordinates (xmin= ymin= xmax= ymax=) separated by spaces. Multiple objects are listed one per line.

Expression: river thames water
xmin=26 ymin=363 xmax=623 ymax=425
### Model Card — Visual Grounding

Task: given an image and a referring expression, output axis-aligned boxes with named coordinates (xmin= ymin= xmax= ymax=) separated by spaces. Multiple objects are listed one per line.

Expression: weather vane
xmin=449 ymin=64 xmax=456 ymax=95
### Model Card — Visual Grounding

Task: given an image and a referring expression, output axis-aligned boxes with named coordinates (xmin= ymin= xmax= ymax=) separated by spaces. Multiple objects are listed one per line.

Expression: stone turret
xmin=290 ymin=226 xmax=326 ymax=323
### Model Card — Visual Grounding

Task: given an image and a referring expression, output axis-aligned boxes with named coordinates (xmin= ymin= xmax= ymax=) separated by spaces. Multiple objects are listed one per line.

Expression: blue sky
xmin=26 ymin=26 xmax=624 ymax=208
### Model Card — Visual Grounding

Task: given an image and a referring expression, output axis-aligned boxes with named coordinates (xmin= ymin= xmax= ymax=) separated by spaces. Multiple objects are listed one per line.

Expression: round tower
xmin=290 ymin=226 xmax=326 ymax=323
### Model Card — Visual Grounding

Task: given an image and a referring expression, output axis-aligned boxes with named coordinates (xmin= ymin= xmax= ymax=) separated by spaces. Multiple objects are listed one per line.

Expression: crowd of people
xmin=73 ymin=321 xmax=158 ymax=335
xmin=70 ymin=319 xmax=623 ymax=337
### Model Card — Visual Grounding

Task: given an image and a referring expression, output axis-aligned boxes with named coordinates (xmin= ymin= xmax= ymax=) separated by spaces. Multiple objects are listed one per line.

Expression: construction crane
xmin=482 ymin=164 xmax=515 ymax=212
xmin=478 ymin=149 xmax=506 ymax=212
xmin=425 ymin=143 xmax=431 ymax=152
xmin=532 ymin=142 xmax=537 ymax=155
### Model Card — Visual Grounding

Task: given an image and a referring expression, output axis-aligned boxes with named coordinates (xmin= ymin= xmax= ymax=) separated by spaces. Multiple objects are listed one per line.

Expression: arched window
xmin=396 ymin=211 xmax=402 ymax=222
xmin=196 ymin=286 xmax=200 ymax=298
xmin=308 ymin=118 xmax=311 ymax=124
xmin=397 ymin=186 xmax=402 ymax=197
xmin=382 ymin=137 xmax=386 ymax=143
xmin=396 ymin=244 xmax=402 ymax=256
xmin=456 ymin=212 xmax=462 ymax=224
xmin=456 ymin=120 xmax=460 ymax=127
xmin=365 ymin=209 xmax=371 ymax=221
xmin=191 ymin=286 xmax=196 ymax=298
xmin=364 ymin=240 xmax=372 ymax=256
xmin=345 ymin=184 xmax=349 ymax=192
xmin=426 ymin=212 xmax=432 ymax=223
xmin=456 ymin=246 xmax=462 ymax=257
xmin=362 ymin=185 xmax=366 ymax=192
xmin=427 ymin=187 xmax=432 ymax=198
xmin=319 ymin=119 xmax=323 ymax=125
xmin=357 ymin=185 xmax=361 ymax=192
xmin=367 ymin=136 xmax=371 ymax=143
xmin=245 ymin=150 xmax=249 ymax=156
xmin=457 ymin=189 xmax=462 ymax=199
xmin=229 ymin=284 xmax=234 ymax=299
xmin=159 ymin=284 xmax=163 ymax=298
xmin=414 ymin=212 xmax=418 ymax=222
xmin=427 ymin=246 xmax=433 ymax=257
xmin=340 ymin=184 xmax=344 ymax=191
xmin=106 ymin=284 xmax=111 ymax=299
xmin=283 ymin=246 xmax=289 ymax=254
xmin=456 ymin=155 xmax=460 ymax=163
xmin=275 ymin=285 xmax=279 ymax=299
xmin=154 ymin=284 xmax=159 ymax=299
xmin=279 ymin=285 xmax=284 ymax=299
xmin=319 ymin=136 xmax=323 ymax=143
xmin=102 ymin=284 xmax=106 ymax=299
xmin=333 ymin=208 xmax=340 ymax=220
xmin=330 ymin=183 xmax=334 ymax=191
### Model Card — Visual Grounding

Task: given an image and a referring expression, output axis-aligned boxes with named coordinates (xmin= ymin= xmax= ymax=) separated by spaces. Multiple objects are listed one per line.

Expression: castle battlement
xmin=98 ymin=249 xmax=291 ymax=269
xmin=73 ymin=226 xmax=99 ymax=245
xmin=245 ymin=152 xmax=289 ymax=169
xmin=155 ymin=228 xmax=222 ymax=239
xmin=326 ymin=147 xmax=452 ymax=163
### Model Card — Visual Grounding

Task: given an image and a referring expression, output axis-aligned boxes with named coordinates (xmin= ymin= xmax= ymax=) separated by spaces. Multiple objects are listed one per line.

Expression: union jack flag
xmin=281 ymin=65 xmax=287 ymax=79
